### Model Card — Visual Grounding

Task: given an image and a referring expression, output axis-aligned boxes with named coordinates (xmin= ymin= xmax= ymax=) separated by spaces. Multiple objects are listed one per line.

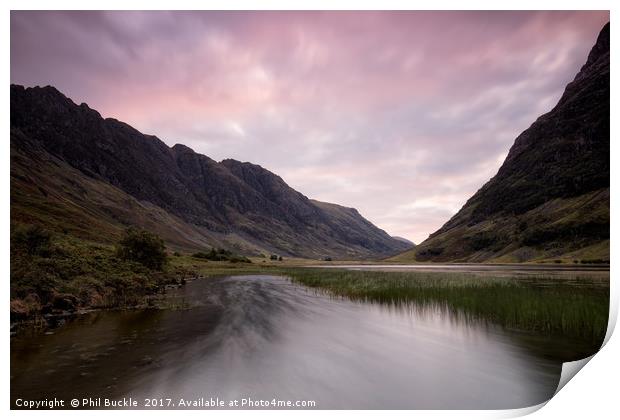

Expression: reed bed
xmin=284 ymin=268 xmax=609 ymax=346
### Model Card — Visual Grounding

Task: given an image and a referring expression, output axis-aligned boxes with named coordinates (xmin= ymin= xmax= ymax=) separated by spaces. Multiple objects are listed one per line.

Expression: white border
xmin=2 ymin=2 xmax=616 ymax=420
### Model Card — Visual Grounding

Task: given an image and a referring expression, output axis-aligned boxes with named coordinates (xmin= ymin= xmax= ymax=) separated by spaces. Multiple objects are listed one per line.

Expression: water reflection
xmin=12 ymin=275 xmax=574 ymax=409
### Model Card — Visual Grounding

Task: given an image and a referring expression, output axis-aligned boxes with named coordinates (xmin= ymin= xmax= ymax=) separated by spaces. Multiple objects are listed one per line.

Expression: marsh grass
xmin=283 ymin=268 xmax=609 ymax=346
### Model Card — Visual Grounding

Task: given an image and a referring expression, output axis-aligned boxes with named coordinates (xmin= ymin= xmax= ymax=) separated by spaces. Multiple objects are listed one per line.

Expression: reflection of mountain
xmin=397 ymin=22 xmax=609 ymax=263
xmin=10 ymin=85 xmax=409 ymax=259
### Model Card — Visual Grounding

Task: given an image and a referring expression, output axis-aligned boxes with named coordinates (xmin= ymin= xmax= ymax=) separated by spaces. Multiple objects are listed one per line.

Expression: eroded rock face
xmin=10 ymin=85 xmax=409 ymax=259
xmin=413 ymin=23 xmax=610 ymax=262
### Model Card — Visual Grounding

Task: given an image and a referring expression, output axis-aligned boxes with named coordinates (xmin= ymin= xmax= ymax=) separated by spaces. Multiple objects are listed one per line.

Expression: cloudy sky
xmin=11 ymin=11 xmax=609 ymax=243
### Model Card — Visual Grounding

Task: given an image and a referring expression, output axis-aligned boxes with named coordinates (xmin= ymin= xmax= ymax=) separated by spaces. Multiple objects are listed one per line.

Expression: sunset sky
xmin=10 ymin=11 xmax=609 ymax=243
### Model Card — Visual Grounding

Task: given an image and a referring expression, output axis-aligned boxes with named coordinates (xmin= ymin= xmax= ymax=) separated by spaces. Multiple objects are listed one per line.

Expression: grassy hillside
xmin=391 ymin=188 xmax=609 ymax=263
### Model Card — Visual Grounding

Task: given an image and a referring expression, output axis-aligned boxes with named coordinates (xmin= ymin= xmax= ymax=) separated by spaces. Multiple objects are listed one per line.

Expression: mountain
xmin=10 ymin=85 xmax=409 ymax=260
xmin=392 ymin=236 xmax=415 ymax=247
xmin=396 ymin=22 xmax=610 ymax=263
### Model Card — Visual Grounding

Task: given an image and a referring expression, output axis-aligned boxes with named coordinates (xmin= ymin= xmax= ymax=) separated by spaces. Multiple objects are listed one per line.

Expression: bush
xmin=12 ymin=225 xmax=52 ymax=256
xmin=116 ymin=228 xmax=167 ymax=270
xmin=192 ymin=248 xmax=227 ymax=261
xmin=466 ymin=232 xmax=497 ymax=251
xmin=192 ymin=248 xmax=251 ymax=263
xmin=416 ymin=247 xmax=444 ymax=259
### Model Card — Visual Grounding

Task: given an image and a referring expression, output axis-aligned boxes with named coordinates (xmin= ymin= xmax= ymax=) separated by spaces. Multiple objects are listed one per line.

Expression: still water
xmin=11 ymin=275 xmax=590 ymax=409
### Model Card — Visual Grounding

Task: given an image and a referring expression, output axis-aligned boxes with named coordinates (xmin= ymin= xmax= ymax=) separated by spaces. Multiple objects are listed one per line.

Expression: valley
xmin=9 ymin=14 xmax=611 ymax=411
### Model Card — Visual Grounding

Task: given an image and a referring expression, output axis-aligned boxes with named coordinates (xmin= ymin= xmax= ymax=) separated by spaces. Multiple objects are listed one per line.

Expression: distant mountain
xmin=10 ymin=85 xmax=409 ymax=259
xmin=392 ymin=236 xmax=415 ymax=247
xmin=397 ymin=22 xmax=609 ymax=263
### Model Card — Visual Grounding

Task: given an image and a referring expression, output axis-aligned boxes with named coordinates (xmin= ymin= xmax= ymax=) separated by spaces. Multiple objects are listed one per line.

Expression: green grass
xmin=283 ymin=268 xmax=609 ymax=346
xmin=10 ymin=228 xmax=192 ymax=319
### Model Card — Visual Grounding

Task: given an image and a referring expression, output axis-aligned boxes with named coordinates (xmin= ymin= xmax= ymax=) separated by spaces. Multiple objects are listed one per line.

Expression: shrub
xmin=116 ymin=228 xmax=167 ymax=270
xmin=416 ymin=247 xmax=444 ymax=259
xmin=12 ymin=225 xmax=52 ymax=256
xmin=192 ymin=248 xmax=251 ymax=263
xmin=467 ymin=232 xmax=497 ymax=251
xmin=192 ymin=248 xmax=227 ymax=261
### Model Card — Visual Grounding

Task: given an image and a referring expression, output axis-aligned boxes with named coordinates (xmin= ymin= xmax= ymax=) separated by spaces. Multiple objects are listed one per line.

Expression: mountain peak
xmin=583 ymin=22 xmax=610 ymax=71
xmin=11 ymin=83 xmax=103 ymax=120
xmin=409 ymin=22 xmax=609 ymax=263
xmin=171 ymin=143 xmax=196 ymax=153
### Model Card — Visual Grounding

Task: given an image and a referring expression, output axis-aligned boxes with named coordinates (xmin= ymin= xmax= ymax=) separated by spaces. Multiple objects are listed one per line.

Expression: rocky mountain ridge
xmin=11 ymin=84 xmax=409 ymax=259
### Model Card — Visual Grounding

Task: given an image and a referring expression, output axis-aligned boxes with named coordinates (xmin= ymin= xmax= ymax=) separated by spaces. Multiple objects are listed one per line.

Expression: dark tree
xmin=117 ymin=228 xmax=167 ymax=270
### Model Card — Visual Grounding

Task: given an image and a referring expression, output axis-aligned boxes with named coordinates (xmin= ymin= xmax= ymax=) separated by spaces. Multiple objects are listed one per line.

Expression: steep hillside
xmin=10 ymin=85 xmax=409 ymax=259
xmin=392 ymin=236 xmax=415 ymax=247
xmin=401 ymin=22 xmax=609 ymax=263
